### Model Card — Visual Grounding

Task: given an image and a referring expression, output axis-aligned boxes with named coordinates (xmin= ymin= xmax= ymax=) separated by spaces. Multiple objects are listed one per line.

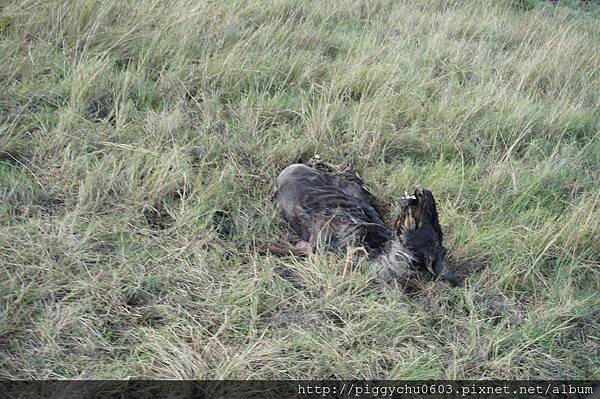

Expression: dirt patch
xmin=0 ymin=151 xmax=24 ymax=166
xmin=11 ymin=196 xmax=66 ymax=223
xmin=211 ymin=210 xmax=235 ymax=239
xmin=142 ymin=190 xmax=187 ymax=231
xmin=445 ymin=258 xmax=489 ymax=280
xmin=273 ymin=265 xmax=305 ymax=291
xmin=86 ymin=97 xmax=115 ymax=124
xmin=143 ymin=206 xmax=174 ymax=230
xmin=125 ymin=291 xmax=151 ymax=307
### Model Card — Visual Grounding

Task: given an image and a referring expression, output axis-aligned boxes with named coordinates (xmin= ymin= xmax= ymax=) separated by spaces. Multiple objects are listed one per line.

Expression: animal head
xmin=394 ymin=186 xmax=460 ymax=286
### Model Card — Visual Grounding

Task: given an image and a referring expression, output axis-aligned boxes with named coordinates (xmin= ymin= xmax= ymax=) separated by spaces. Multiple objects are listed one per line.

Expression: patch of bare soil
xmin=446 ymin=258 xmax=489 ymax=279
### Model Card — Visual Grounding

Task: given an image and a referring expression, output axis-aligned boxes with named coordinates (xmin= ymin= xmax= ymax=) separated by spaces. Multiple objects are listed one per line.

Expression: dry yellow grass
xmin=0 ymin=0 xmax=599 ymax=379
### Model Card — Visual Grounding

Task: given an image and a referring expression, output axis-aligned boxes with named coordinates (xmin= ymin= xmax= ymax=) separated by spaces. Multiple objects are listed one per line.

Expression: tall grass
xmin=0 ymin=0 xmax=599 ymax=379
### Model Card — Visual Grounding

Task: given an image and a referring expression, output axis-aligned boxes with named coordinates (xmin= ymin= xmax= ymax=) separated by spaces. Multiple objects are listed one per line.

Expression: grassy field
xmin=1 ymin=0 xmax=599 ymax=379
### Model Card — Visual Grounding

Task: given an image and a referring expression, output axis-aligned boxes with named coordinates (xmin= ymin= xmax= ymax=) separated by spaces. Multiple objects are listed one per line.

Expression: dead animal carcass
xmin=272 ymin=162 xmax=460 ymax=287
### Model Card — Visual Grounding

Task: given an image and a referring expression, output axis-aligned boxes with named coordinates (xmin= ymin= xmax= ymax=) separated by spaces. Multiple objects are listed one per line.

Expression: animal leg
xmin=262 ymin=241 xmax=311 ymax=257
xmin=433 ymin=246 xmax=462 ymax=287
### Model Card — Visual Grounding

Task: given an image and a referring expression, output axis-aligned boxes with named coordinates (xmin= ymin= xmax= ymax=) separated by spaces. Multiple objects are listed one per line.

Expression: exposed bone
xmin=403 ymin=191 xmax=417 ymax=200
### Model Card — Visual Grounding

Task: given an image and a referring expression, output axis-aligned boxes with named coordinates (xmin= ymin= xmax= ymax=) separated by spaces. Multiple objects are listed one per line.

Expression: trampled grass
xmin=0 ymin=0 xmax=599 ymax=379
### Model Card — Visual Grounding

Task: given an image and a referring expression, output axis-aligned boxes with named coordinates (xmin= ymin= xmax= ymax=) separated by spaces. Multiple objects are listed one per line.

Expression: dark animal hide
xmin=274 ymin=163 xmax=461 ymax=287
